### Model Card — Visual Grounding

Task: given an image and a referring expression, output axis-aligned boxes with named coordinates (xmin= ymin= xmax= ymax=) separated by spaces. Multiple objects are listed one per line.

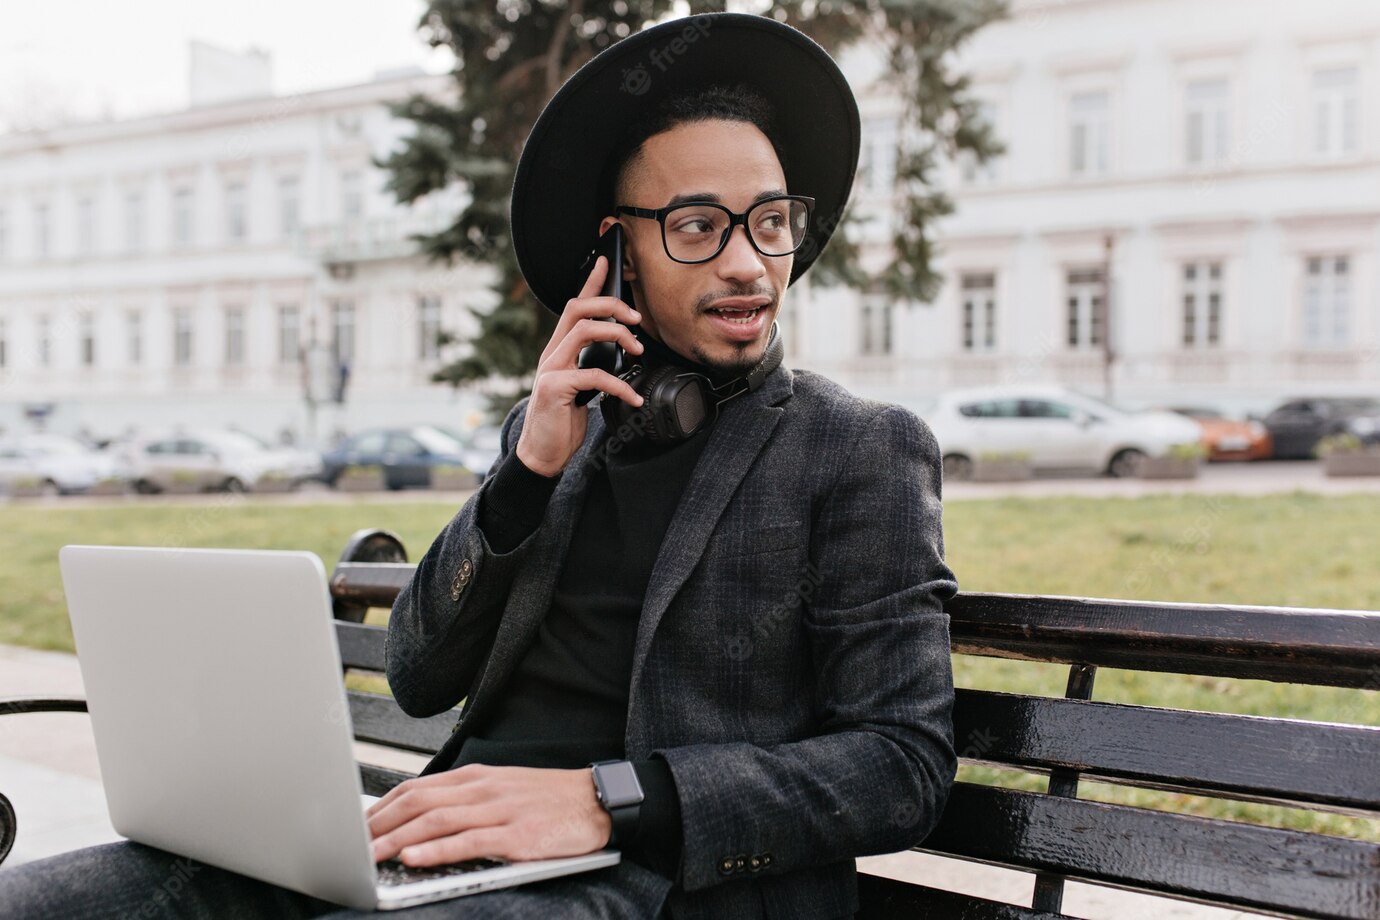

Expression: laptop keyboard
xmin=376 ymin=857 xmax=510 ymax=887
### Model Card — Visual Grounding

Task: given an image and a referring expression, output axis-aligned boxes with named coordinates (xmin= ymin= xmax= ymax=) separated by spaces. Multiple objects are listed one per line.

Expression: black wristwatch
xmin=589 ymin=759 xmax=644 ymax=848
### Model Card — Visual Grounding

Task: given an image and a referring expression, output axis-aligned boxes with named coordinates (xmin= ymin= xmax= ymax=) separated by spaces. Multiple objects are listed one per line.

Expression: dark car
xmin=1261 ymin=397 xmax=1380 ymax=459
xmin=319 ymin=426 xmax=471 ymax=490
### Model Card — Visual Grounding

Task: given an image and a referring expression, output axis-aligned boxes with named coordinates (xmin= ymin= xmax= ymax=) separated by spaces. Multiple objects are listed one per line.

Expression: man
xmin=0 ymin=13 xmax=955 ymax=920
xmin=368 ymin=11 xmax=958 ymax=920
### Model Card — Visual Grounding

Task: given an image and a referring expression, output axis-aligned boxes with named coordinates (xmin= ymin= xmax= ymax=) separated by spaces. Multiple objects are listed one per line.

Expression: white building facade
xmin=799 ymin=0 xmax=1380 ymax=416
xmin=0 ymin=67 xmax=493 ymax=444
xmin=2 ymin=0 xmax=1378 ymax=443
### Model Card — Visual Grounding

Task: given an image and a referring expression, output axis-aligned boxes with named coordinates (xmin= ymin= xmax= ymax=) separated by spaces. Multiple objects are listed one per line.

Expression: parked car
xmin=460 ymin=427 xmax=503 ymax=481
xmin=1165 ymin=407 xmax=1273 ymax=461
xmin=0 ymin=434 xmax=119 ymax=495
xmin=921 ymin=385 xmax=1204 ymax=480
xmin=112 ymin=428 xmax=323 ymax=493
xmin=318 ymin=426 xmax=473 ymax=490
xmin=1260 ymin=397 xmax=1380 ymax=459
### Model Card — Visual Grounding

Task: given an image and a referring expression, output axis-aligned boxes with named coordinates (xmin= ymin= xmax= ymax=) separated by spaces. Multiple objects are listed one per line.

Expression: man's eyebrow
xmin=663 ymin=188 xmax=787 ymax=208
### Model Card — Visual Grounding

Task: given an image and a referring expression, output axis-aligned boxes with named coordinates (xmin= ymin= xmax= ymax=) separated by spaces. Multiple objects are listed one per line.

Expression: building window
xmin=278 ymin=175 xmax=300 ymax=237
xmin=34 ymin=202 xmax=51 ymax=260
xmin=1181 ymin=261 xmax=1223 ymax=348
xmin=332 ymin=300 xmax=355 ymax=364
xmin=172 ymin=186 xmax=194 ymax=247
xmin=1312 ymin=66 xmax=1359 ymax=158
xmin=859 ymin=116 xmax=899 ymax=193
xmin=341 ymin=171 xmax=363 ymax=220
xmin=1185 ymin=78 xmax=1231 ymax=168
xmin=1302 ymin=255 xmax=1350 ymax=348
xmin=1066 ymin=267 xmax=1106 ymax=349
xmin=77 ymin=195 xmax=96 ymax=257
xmin=224 ymin=180 xmax=247 ymax=243
xmin=224 ymin=305 xmax=245 ymax=366
xmin=79 ymin=311 xmax=96 ymax=366
xmin=172 ymin=306 xmax=194 ymax=366
xmin=960 ymin=272 xmax=997 ymax=352
xmin=418 ymin=296 xmax=442 ymax=359
xmin=1069 ymin=91 xmax=1110 ymax=178
xmin=124 ymin=190 xmax=144 ymax=253
xmin=37 ymin=314 xmax=51 ymax=366
xmin=859 ymin=297 xmax=894 ymax=356
xmin=127 ymin=310 xmax=142 ymax=365
xmin=278 ymin=305 xmax=301 ymax=364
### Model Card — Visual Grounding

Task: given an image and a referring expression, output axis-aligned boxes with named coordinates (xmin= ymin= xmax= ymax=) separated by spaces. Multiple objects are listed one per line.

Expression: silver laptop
xmin=57 ymin=544 xmax=619 ymax=911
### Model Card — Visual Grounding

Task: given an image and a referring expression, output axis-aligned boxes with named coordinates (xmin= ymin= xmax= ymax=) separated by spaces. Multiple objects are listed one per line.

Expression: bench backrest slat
xmin=948 ymin=593 xmax=1380 ymax=689
xmin=338 ymin=621 xmax=387 ymax=672
xmin=926 ymin=783 xmax=1380 ymax=920
xmin=955 ymin=689 xmax=1380 ymax=815
xmin=331 ymin=562 xmax=416 ymax=610
xmin=347 ymin=691 xmax=455 ymax=754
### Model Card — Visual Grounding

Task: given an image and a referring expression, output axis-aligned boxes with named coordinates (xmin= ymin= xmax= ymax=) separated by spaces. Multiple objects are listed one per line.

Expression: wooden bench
xmin=3 ymin=528 xmax=1378 ymax=920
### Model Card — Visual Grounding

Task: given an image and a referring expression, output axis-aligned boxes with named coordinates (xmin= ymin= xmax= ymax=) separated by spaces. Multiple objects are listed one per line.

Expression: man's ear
xmin=597 ymin=216 xmax=638 ymax=281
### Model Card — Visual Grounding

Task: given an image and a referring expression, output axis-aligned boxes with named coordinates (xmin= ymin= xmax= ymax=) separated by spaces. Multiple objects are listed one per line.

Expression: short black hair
xmin=600 ymin=82 xmax=790 ymax=211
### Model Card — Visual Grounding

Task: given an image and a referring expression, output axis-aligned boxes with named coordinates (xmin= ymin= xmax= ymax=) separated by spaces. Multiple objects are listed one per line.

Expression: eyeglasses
xmin=615 ymin=195 xmax=815 ymax=265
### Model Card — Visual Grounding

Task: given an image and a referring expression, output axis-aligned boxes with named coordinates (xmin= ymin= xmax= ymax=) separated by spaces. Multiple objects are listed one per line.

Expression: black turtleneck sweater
xmin=452 ymin=327 xmax=730 ymax=882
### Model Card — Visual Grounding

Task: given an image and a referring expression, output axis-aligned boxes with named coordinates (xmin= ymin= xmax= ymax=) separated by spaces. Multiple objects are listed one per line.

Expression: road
xmin=5 ymin=459 xmax=1377 ymax=509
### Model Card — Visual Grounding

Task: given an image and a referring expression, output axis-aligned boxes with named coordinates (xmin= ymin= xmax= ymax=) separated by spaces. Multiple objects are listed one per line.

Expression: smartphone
xmin=574 ymin=223 xmax=630 ymax=407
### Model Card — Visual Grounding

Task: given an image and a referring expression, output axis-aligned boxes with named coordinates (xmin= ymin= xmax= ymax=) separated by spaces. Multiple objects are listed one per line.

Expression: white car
xmin=0 ymin=434 xmax=120 ymax=495
xmin=112 ymin=428 xmax=323 ymax=493
xmin=919 ymin=385 xmax=1204 ymax=479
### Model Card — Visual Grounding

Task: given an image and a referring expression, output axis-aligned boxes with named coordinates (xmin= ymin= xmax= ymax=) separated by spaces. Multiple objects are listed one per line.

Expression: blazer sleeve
xmin=385 ymin=397 xmax=557 ymax=717
xmin=654 ymin=405 xmax=959 ymax=891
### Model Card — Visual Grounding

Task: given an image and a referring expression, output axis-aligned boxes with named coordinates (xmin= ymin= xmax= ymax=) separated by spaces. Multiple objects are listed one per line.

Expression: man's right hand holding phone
xmin=515 ymin=254 xmax=646 ymax=478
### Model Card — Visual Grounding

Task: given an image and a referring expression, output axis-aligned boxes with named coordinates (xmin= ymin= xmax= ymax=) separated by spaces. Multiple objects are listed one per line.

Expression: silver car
xmin=921 ymin=385 xmax=1205 ymax=479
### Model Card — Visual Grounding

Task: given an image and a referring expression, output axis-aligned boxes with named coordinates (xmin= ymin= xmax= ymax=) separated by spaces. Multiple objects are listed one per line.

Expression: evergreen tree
xmin=378 ymin=0 xmax=1006 ymax=419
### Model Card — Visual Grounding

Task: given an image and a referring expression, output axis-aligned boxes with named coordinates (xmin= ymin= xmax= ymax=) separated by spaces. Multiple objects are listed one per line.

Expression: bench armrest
xmin=0 ymin=696 xmax=90 ymax=868
xmin=0 ymin=697 xmax=89 ymax=717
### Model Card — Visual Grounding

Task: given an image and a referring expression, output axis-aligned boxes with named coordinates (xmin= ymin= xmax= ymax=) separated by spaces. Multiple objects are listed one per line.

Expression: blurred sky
xmin=0 ymin=0 xmax=456 ymax=132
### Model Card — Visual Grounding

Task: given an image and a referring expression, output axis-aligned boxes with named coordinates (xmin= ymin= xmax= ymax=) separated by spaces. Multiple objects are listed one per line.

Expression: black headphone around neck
xmin=599 ymin=322 xmax=784 ymax=446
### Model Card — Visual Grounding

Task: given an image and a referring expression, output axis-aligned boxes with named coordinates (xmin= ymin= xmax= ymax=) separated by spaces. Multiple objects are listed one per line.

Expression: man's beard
xmin=688 ymin=281 xmax=779 ymax=382
xmin=689 ymin=316 xmax=774 ymax=383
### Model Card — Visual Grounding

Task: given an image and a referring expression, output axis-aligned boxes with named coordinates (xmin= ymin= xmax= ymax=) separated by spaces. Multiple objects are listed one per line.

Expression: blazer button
xmin=748 ymin=855 xmax=762 ymax=871
xmin=450 ymin=559 xmax=474 ymax=601
xmin=761 ymin=853 xmax=773 ymax=867
xmin=717 ymin=857 xmax=735 ymax=876
xmin=734 ymin=854 xmax=747 ymax=873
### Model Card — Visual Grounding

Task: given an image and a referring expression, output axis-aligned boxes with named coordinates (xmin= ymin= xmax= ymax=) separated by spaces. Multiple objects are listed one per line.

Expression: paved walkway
xmin=0 ymin=643 xmax=1274 ymax=918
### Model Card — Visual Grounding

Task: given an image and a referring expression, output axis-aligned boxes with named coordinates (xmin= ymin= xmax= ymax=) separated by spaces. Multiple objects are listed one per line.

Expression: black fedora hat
xmin=510 ymin=12 xmax=860 ymax=316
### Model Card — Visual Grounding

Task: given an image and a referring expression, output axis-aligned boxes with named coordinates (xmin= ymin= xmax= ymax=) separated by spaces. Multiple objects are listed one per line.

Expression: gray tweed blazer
xmin=386 ymin=363 xmax=959 ymax=920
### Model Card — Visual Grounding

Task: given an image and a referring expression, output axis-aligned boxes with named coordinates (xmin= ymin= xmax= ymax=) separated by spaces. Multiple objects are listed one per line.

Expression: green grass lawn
xmin=3 ymin=492 xmax=1376 ymax=840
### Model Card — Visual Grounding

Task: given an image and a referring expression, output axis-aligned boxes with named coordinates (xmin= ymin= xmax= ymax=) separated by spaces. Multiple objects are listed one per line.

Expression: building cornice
xmin=1151 ymin=216 xmax=1257 ymax=235
xmin=952 ymin=157 xmax=1380 ymax=201
xmin=0 ymin=73 xmax=455 ymax=157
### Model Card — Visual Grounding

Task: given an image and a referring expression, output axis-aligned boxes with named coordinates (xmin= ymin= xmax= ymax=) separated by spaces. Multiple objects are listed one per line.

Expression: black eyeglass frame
xmin=614 ymin=194 xmax=816 ymax=265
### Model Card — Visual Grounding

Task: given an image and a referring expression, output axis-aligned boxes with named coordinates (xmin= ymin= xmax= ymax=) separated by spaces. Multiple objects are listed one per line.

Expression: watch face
xmin=597 ymin=763 xmax=643 ymax=807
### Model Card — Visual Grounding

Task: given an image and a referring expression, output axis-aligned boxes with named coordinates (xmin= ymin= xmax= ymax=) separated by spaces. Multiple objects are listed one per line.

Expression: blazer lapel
xmin=626 ymin=366 xmax=794 ymax=733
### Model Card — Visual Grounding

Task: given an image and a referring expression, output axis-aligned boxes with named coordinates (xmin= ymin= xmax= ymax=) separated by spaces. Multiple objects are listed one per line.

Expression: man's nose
xmin=715 ymin=223 xmax=768 ymax=284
